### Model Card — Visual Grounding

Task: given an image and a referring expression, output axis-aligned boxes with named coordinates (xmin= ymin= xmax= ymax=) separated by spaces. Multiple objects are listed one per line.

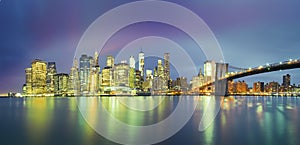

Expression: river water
xmin=0 ymin=96 xmax=299 ymax=145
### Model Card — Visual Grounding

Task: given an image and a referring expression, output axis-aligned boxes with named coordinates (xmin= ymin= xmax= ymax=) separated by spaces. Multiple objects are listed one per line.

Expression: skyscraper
xmin=54 ymin=73 xmax=69 ymax=95
xmin=31 ymin=59 xmax=47 ymax=94
xmin=283 ymin=74 xmax=291 ymax=92
xmin=164 ymin=53 xmax=170 ymax=81
xmin=152 ymin=60 xmax=165 ymax=92
xmin=68 ymin=59 xmax=79 ymax=95
xmin=157 ymin=59 xmax=164 ymax=77
xmin=114 ymin=62 xmax=130 ymax=87
xmin=106 ymin=55 xmax=115 ymax=67
xmin=139 ymin=50 xmax=144 ymax=77
xmin=25 ymin=68 xmax=32 ymax=95
xmin=204 ymin=60 xmax=216 ymax=82
xmin=102 ymin=67 xmax=113 ymax=88
xmin=88 ymin=52 xmax=101 ymax=94
xmin=129 ymin=68 xmax=135 ymax=89
xmin=129 ymin=56 xmax=136 ymax=69
xmin=79 ymin=54 xmax=93 ymax=93
xmin=135 ymin=70 xmax=142 ymax=90
xmin=46 ymin=62 xmax=57 ymax=94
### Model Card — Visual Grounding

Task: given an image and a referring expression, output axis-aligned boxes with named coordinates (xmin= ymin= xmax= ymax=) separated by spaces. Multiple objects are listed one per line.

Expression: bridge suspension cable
xmin=228 ymin=65 xmax=247 ymax=71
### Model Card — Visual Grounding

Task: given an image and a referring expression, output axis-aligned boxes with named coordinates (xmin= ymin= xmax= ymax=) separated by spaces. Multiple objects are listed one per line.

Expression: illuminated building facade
xmin=143 ymin=70 xmax=153 ymax=91
xmin=235 ymin=81 xmax=248 ymax=93
xmin=102 ymin=67 xmax=113 ymax=88
xmin=265 ymin=81 xmax=280 ymax=93
xmin=283 ymin=74 xmax=291 ymax=92
xmin=191 ymin=68 xmax=205 ymax=91
xmin=204 ymin=60 xmax=216 ymax=82
xmin=129 ymin=68 xmax=135 ymax=89
xmin=54 ymin=73 xmax=69 ymax=95
xmin=164 ymin=53 xmax=170 ymax=89
xmin=106 ymin=55 xmax=115 ymax=68
xmin=31 ymin=59 xmax=47 ymax=94
xmin=88 ymin=52 xmax=100 ymax=94
xmin=129 ymin=56 xmax=135 ymax=69
xmin=25 ymin=68 xmax=32 ymax=94
xmin=113 ymin=62 xmax=130 ymax=87
xmin=79 ymin=54 xmax=93 ymax=93
xmin=46 ymin=62 xmax=57 ymax=94
xmin=135 ymin=70 xmax=142 ymax=90
xmin=68 ymin=59 xmax=79 ymax=95
xmin=153 ymin=60 xmax=166 ymax=92
xmin=253 ymin=81 xmax=264 ymax=93
xmin=139 ymin=50 xmax=144 ymax=77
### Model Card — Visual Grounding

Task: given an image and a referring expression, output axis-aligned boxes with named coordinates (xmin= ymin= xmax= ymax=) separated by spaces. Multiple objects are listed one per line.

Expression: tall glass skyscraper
xmin=139 ymin=50 xmax=144 ymax=77
xmin=164 ymin=53 xmax=170 ymax=81
xmin=89 ymin=52 xmax=100 ymax=94
xmin=204 ymin=60 xmax=216 ymax=82
xmin=46 ymin=62 xmax=57 ymax=94
xmin=79 ymin=54 xmax=93 ymax=93
xmin=129 ymin=56 xmax=135 ymax=69
xmin=68 ymin=59 xmax=79 ymax=95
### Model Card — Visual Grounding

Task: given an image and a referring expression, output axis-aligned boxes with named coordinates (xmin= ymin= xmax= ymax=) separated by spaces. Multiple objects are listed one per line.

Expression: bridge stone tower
xmin=215 ymin=63 xmax=229 ymax=96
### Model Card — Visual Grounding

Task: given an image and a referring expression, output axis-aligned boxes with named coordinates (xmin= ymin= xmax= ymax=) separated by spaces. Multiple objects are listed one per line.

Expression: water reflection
xmin=0 ymin=96 xmax=299 ymax=145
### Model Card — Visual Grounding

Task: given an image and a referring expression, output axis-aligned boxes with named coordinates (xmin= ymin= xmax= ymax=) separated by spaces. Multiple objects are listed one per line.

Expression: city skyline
xmin=1 ymin=0 xmax=300 ymax=94
xmin=17 ymin=50 xmax=300 ymax=96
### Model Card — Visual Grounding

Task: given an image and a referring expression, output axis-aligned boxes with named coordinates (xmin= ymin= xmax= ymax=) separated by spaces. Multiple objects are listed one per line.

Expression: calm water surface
xmin=0 ymin=96 xmax=299 ymax=145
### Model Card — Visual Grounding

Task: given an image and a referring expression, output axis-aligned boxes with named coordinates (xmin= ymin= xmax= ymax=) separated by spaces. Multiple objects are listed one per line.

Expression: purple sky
xmin=0 ymin=0 xmax=300 ymax=94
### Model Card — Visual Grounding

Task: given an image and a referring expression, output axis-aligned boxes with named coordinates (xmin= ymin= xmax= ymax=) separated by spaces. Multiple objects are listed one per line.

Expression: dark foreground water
xmin=0 ymin=96 xmax=299 ymax=145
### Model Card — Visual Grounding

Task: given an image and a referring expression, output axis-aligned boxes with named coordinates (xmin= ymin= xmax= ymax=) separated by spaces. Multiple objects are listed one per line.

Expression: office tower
xmin=164 ymin=53 xmax=170 ymax=81
xmin=198 ymin=68 xmax=205 ymax=85
xmin=191 ymin=68 xmax=205 ymax=91
xmin=106 ymin=55 xmax=115 ymax=67
xmin=135 ymin=70 xmax=142 ymax=90
xmin=139 ymin=50 xmax=144 ymax=77
xmin=102 ymin=67 xmax=113 ymax=88
xmin=143 ymin=70 xmax=153 ymax=91
xmin=31 ymin=59 xmax=47 ymax=94
xmin=157 ymin=60 xmax=164 ymax=77
xmin=46 ymin=62 xmax=57 ymax=94
xmin=54 ymin=73 xmax=69 ymax=95
xmin=68 ymin=59 xmax=79 ymax=95
xmin=204 ymin=60 xmax=216 ymax=82
xmin=114 ymin=62 xmax=130 ymax=87
xmin=129 ymin=68 xmax=135 ymax=89
xmin=153 ymin=60 xmax=165 ymax=92
xmin=25 ymin=68 xmax=32 ymax=95
xmin=129 ymin=56 xmax=136 ymax=69
xmin=154 ymin=66 xmax=158 ymax=77
xmin=79 ymin=54 xmax=93 ymax=93
xmin=283 ymin=74 xmax=291 ymax=92
xmin=89 ymin=52 xmax=100 ymax=94
xmin=146 ymin=70 xmax=153 ymax=80
xmin=253 ymin=81 xmax=264 ymax=93
xmin=176 ymin=77 xmax=188 ymax=91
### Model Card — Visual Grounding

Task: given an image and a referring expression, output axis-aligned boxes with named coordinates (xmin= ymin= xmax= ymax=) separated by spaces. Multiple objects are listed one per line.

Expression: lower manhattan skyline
xmin=1 ymin=1 xmax=300 ymax=145
xmin=1 ymin=1 xmax=300 ymax=94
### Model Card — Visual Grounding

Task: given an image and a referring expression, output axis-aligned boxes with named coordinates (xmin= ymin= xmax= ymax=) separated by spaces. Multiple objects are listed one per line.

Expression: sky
xmin=0 ymin=0 xmax=300 ymax=94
